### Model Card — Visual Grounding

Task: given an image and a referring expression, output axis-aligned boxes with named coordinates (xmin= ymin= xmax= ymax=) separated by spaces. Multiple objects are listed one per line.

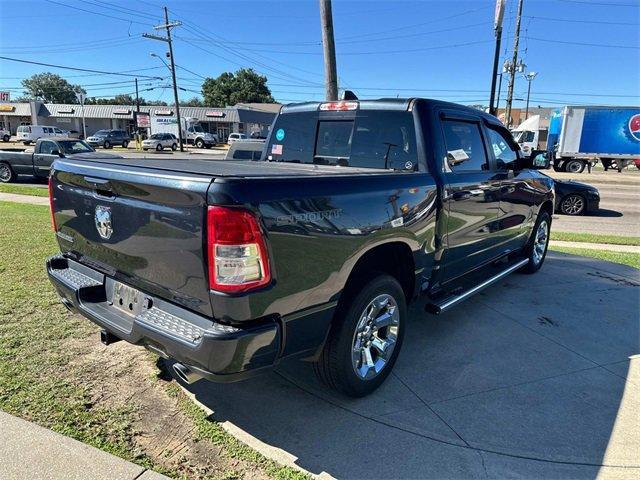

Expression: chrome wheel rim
xmin=351 ymin=294 xmax=400 ymax=380
xmin=0 ymin=164 xmax=10 ymax=182
xmin=532 ymin=220 xmax=549 ymax=265
xmin=561 ymin=195 xmax=584 ymax=215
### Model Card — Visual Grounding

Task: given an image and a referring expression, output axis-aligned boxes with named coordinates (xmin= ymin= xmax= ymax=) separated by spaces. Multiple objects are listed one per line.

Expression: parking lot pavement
xmin=180 ymin=252 xmax=640 ymax=479
xmin=0 ymin=411 xmax=170 ymax=480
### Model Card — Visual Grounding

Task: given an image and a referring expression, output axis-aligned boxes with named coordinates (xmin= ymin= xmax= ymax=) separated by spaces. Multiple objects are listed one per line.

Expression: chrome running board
xmin=425 ymin=258 xmax=529 ymax=315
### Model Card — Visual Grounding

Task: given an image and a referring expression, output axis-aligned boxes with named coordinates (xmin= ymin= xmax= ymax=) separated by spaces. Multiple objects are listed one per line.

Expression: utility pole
xmin=143 ymin=7 xmax=184 ymax=151
xmin=134 ymin=78 xmax=140 ymax=113
xmin=489 ymin=0 xmax=506 ymax=116
xmin=504 ymin=0 xmax=524 ymax=128
xmin=319 ymin=0 xmax=338 ymax=100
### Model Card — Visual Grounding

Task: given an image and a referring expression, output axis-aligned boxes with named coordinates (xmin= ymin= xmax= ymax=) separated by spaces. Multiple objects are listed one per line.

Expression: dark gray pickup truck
xmin=0 ymin=137 xmax=120 ymax=183
xmin=46 ymin=98 xmax=554 ymax=397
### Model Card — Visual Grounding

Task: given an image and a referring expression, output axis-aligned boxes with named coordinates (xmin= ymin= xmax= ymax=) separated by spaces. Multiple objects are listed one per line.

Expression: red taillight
xmin=206 ymin=206 xmax=271 ymax=293
xmin=48 ymin=177 xmax=57 ymax=232
xmin=319 ymin=101 xmax=358 ymax=111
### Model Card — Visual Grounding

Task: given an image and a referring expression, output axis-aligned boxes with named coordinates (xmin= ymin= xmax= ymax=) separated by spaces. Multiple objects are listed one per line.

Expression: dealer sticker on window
xmin=271 ymin=144 xmax=283 ymax=155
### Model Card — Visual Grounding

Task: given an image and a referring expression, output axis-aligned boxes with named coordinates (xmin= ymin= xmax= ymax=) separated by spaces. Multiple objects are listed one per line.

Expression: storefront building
xmin=0 ymin=101 xmax=279 ymax=142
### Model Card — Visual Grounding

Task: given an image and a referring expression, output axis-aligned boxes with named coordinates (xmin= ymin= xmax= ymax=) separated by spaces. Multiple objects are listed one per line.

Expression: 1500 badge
xmin=276 ymin=208 xmax=342 ymax=226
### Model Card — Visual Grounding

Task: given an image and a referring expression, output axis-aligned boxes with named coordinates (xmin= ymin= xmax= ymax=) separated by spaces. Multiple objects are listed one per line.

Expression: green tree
xmin=202 ymin=69 xmax=274 ymax=107
xmin=20 ymin=73 xmax=86 ymax=104
xmin=180 ymin=97 xmax=203 ymax=107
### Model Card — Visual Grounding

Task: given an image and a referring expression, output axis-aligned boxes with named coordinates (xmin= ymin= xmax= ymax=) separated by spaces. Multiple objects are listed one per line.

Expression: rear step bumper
xmin=425 ymin=258 xmax=529 ymax=315
xmin=46 ymin=254 xmax=281 ymax=383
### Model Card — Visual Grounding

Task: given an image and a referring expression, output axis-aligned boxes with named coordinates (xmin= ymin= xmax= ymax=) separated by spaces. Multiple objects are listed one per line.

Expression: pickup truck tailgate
xmin=51 ymin=160 xmax=214 ymax=317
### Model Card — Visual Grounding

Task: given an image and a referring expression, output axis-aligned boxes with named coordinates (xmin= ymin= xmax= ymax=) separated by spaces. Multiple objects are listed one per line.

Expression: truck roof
xmin=281 ymin=97 xmax=501 ymax=124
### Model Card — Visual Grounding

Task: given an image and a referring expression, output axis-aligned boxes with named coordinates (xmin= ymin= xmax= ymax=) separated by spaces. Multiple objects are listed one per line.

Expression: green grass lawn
xmin=0 ymin=183 xmax=49 ymax=197
xmin=0 ymin=201 xmax=307 ymax=479
xmin=549 ymin=246 xmax=640 ymax=269
xmin=551 ymin=231 xmax=640 ymax=246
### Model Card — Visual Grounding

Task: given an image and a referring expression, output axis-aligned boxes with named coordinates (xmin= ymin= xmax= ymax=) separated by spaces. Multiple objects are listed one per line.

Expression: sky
xmin=0 ymin=0 xmax=638 ymax=108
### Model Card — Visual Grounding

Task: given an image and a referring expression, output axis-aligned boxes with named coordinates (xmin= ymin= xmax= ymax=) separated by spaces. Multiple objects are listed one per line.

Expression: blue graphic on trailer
xmin=546 ymin=109 xmax=563 ymax=154
xmin=578 ymin=108 xmax=640 ymax=155
xmin=275 ymin=128 xmax=285 ymax=141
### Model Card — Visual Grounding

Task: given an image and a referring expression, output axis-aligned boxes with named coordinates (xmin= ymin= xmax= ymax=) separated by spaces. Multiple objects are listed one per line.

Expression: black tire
xmin=563 ymin=159 xmax=585 ymax=173
xmin=171 ymin=143 xmax=177 ymax=151
xmin=122 ymin=140 xmax=129 ymax=148
xmin=195 ymin=138 xmax=205 ymax=149
xmin=156 ymin=144 xmax=163 ymax=151
xmin=560 ymin=194 xmax=585 ymax=216
xmin=520 ymin=211 xmax=551 ymax=274
xmin=2 ymin=134 xmax=9 ymax=142
xmin=23 ymin=141 xmax=31 ymax=146
xmin=314 ymin=274 xmax=406 ymax=397
xmin=104 ymin=140 xmax=111 ymax=149
xmin=0 ymin=162 xmax=16 ymax=183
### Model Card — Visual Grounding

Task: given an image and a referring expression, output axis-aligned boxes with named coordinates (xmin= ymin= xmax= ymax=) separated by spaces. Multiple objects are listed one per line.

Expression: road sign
xmin=0 ymin=91 xmax=10 ymax=102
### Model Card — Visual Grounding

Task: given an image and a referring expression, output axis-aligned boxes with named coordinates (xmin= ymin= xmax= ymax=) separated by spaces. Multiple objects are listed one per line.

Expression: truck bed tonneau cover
xmin=61 ymin=157 xmax=392 ymax=178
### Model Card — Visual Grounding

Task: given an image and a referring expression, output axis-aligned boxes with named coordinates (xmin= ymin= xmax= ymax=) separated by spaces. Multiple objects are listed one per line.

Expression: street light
xmin=523 ymin=71 xmax=538 ymax=119
xmin=150 ymin=52 xmax=170 ymax=71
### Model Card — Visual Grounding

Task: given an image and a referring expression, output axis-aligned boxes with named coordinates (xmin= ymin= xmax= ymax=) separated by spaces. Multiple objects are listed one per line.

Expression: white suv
xmin=142 ymin=133 xmax=178 ymax=151
xmin=227 ymin=133 xmax=247 ymax=144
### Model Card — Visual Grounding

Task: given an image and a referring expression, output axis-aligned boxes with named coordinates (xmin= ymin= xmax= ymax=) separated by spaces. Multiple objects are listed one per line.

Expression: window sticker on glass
xmin=275 ymin=128 xmax=285 ymax=141
xmin=447 ymin=149 xmax=469 ymax=163
xmin=271 ymin=144 xmax=283 ymax=155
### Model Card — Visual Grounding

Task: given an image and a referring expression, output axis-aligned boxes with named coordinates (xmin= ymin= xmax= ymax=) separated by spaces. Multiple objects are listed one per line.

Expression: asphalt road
xmin=548 ymin=170 xmax=640 ymax=237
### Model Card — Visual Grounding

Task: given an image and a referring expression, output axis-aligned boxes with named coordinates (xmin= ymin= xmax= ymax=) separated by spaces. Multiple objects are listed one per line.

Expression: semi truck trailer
xmin=547 ymin=106 xmax=640 ymax=173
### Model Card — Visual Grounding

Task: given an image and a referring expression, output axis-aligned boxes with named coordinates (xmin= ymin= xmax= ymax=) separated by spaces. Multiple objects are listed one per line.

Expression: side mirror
xmin=530 ymin=152 xmax=550 ymax=169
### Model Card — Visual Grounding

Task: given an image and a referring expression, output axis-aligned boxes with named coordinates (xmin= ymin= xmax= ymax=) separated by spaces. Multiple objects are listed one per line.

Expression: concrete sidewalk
xmin=0 ymin=411 xmax=169 ymax=480
xmin=0 ymin=192 xmax=49 ymax=206
xmin=550 ymin=240 xmax=640 ymax=253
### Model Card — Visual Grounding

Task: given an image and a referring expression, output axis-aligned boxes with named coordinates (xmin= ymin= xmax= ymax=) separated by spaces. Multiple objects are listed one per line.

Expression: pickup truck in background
xmin=0 ymin=138 xmax=121 ymax=183
xmin=46 ymin=98 xmax=554 ymax=397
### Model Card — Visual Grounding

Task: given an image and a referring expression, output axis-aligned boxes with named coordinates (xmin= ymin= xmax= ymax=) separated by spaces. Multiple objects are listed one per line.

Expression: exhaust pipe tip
xmin=172 ymin=362 xmax=202 ymax=385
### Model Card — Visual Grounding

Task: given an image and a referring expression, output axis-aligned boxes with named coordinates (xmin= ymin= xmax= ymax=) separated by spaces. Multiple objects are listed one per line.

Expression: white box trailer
xmin=548 ymin=106 xmax=640 ymax=173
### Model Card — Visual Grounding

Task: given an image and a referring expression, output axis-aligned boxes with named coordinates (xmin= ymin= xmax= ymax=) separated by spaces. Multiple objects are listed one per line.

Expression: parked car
xmin=65 ymin=130 xmax=84 ymax=140
xmin=1 ymin=127 xmax=10 ymax=142
xmin=86 ymin=129 xmax=131 ymax=149
xmin=224 ymin=139 xmax=264 ymax=160
xmin=0 ymin=138 xmax=120 ymax=183
xmin=142 ymin=133 xmax=178 ymax=151
xmin=635 ymin=158 xmax=640 ymax=170
xmin=554 ymin=179 xmax=600 ymax=216
xmin=16 ymin=125 xmax=67 ymax=144
xmin=46 ymin=98 xmax=554 ymax=397
xmin=227 ymin=133 xmax=247 ymax=144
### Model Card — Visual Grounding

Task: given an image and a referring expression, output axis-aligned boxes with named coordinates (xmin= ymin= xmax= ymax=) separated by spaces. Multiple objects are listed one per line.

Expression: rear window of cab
xmin=266 ymin=110 xmax=418 ymax=171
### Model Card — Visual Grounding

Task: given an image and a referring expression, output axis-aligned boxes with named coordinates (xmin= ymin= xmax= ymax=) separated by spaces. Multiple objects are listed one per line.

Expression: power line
xmin=45 ymin=0 xmax=154 ymax=26
xmin=525 ymin=14 xmax=639 ymax=25
xmin=556 ymin=0 xmax=639 ymax=6
xmin=336 ymin=6 xmax=492 ymax=41
xmin=527 ymin=36 xmax=640 ymax=49
xmin=0 ymin=56 xmax=163 ymax=79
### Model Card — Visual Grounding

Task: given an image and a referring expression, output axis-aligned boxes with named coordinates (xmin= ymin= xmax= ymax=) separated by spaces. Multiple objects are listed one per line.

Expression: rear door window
xmin=268 ymin=110 xmax=418 ymax=170
xmin=442 ymin=120 xmax=489 ymax=172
